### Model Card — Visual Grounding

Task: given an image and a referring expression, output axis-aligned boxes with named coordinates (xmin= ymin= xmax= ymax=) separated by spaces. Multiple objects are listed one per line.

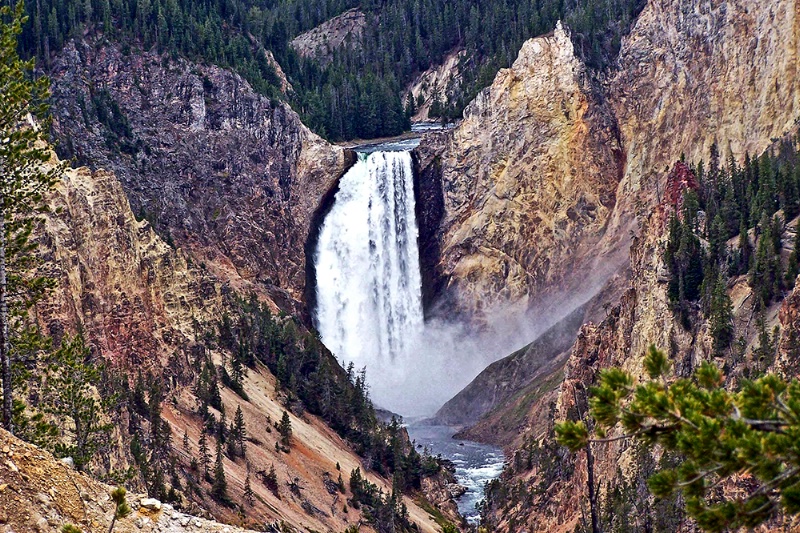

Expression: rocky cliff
xmin=420 ymin=0 xmax=800 ymax=427
xmin=29 ymin=150 xmax=447 ymax=532
xmin=34 ymin=158 xmax=223 ymax=369
xmin=414 ymin=22 xmax=624 ymax=323
xmin=290 ymin=9 xmax=366 ymax=65
xmin=604 ymin=0 xmax=800 ymax=251
xmin=48 ymin=38 xmax=352 ymax=316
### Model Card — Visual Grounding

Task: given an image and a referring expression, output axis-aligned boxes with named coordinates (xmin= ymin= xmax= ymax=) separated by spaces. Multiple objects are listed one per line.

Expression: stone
xmin=59 ymin=457 xmax=74 ymax=469
xmin=140 ymin=498 xmax=162 ymax=511
xmin=34 ymin=517 xmax=48 ymax=532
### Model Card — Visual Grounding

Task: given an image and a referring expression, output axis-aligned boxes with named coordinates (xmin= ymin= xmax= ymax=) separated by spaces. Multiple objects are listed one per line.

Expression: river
xmin=407 ymin=423 xmax=505 ymax=526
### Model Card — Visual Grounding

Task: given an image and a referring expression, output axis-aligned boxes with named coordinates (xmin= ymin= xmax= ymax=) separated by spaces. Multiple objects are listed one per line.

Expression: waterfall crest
xmin=314 ymin=151 xmax=424 ymax=410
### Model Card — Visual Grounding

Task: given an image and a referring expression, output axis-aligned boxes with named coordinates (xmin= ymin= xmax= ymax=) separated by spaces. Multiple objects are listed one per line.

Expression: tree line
xmin=16 ymin=0 xmax=646 ymax=140
xmin=665 ymin=138 xmax=800 ymax=357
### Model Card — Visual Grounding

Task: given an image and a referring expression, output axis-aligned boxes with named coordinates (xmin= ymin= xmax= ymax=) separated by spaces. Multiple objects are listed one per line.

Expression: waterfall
xmin=314 ymin=151 xmax=425 ymax=412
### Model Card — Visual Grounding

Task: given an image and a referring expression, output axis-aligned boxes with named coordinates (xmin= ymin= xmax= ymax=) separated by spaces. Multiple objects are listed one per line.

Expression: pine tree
xmin=226 ymin=420 xmax=237 ymax=458
xmin=556 ymin=345 xmax=800 ymax=532
xmin=40 ymin=334 xmax=113 ymax=471
xmin=244 ymin=469 xmax=254 ymax=505
xmin=709 ymin=272 xmax=734 ymax=356
xmin=786 ymin=223 xmax=800 ymax=286
xmin=264 ymin=463 xmax=279 ymax=497
xmin=106 ymin=487 xmax=132 ymax=533
xmin=234 ymin=405 xmax=246 ymax=457
xmin=211 ymin=438 xmax=228 ymax=501
xmin=278 ymin=410 xmax=292 ymax=448
xmin=0 ymin=0 xmax=65 ymax=432
xmin=198 ymin=431 xmax=210 ymax=480
xmin=738 ymin=218 xmax=753 ymax=274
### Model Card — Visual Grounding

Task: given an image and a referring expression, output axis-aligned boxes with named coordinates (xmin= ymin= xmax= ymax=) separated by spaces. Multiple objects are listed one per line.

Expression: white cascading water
xmin=314 ymin=151 xmax=425 ymax=414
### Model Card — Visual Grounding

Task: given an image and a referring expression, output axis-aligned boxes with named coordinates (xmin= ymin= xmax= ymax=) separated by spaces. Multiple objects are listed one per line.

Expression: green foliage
xmin=709 ymin=271 xmax=734 ymax=355
xmin=664 ymin=212 xmax=704 ymax=309
xmin=662 ymin=140 xmax=799 ymax=346
xmin=261 ymin=463 xmax=279 ymax=498
xmin=0 ymin=0 xmax=66 ymax=431
xmin=211 ymin=437 xmax=228 ymax=502
xmin=110 ymin=486 xmax=132 ymax=519
xmin=103 ymin=486 xmax=133 ymax=533
xmin=217 ymin=295 xmax=407 ymax=474
xmin=39 ymin=334 xmax=114 ymax=471
xmin=118 ymin=371 xmax=174 ymax=499
xmin=61 ymin=525 xmax=82 ymax=533
xmin=556 ymin=345 xmax=800 ymax=532
xmin=278 ymin=410 xmax=292 ymax=448
xmin=349 ymin=467 xmax=414 ymax=533
xmin=17 ymin=0 xmax=645 ymax=141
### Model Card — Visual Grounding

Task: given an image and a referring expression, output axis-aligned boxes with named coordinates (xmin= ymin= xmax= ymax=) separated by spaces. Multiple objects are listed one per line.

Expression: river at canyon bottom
xmin=406 ymin=424 xmax=505 ymax=526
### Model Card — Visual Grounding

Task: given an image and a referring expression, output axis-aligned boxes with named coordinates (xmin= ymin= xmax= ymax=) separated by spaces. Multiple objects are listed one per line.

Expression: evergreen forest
xmin=17 ymin=0 xmax=646 ymax=140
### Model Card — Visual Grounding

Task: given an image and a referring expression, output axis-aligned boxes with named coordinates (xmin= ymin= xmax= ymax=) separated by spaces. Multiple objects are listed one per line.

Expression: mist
xmin=314 ymin=147 xmax=625 ymax=418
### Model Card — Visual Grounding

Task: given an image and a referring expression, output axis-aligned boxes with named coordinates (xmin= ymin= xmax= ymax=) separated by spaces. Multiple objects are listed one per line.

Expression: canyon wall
xmin=414 ymin=22 xmax=624 ymax=322
xmin=605 ymin=0 xmax=800 ymax=246
xmin=416 ymin=0 xmax=799 ymax=324
xmin=48 ymin=39 xmax=351 ymax=315
xmin=419 ymin=0 xmax=800 ymax=529
xmin=419 ymin=0 xmax=800 ymax=434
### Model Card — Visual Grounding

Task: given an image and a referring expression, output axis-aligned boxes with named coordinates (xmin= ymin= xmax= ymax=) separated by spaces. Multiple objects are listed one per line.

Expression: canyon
xmin=9 ymin=0 xmax=800 ymax=531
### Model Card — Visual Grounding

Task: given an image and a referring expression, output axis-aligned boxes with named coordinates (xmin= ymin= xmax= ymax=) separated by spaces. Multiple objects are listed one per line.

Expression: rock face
xmin=414 ymin=22 xmax=624 ymax=322
xmin=404 ymin=49 xmax=466 ymax=123
xmin=48 ymin=39 xmax=351 ymax=315
xmin=34 ymin=157 xmax=224 ymax=368
xmin=415 ymin=0 xmax=799 ymax=324
xmin=604 ymin=0 xmax=800 ymax=251
xmin=290 ymin=9 xmax=366 ymax=65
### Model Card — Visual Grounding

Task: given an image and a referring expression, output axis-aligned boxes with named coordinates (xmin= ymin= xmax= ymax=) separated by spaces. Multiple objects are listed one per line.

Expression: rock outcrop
xmin=404 ymin=49 xmax=466 ymax=123
xmin=414 ymin=22 xmax=624 ymax=322
xmin=48 ymin=39 xmax=352 ymax=315
xmin=34 ymin=158 xmax=224 ymax=368
xmin=290 ymin=9 xmax=366 ymax=65
xmin=0 ymin=427 xmax=259 ymax=533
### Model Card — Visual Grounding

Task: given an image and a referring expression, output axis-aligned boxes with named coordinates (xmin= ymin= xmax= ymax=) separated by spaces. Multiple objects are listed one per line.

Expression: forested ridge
xmin=17 ymin=0 xmax=646 ymax=140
